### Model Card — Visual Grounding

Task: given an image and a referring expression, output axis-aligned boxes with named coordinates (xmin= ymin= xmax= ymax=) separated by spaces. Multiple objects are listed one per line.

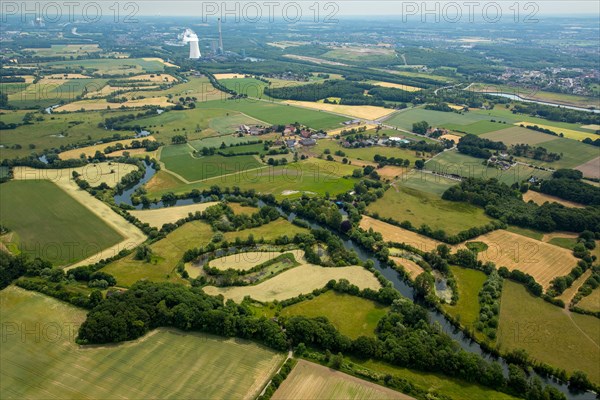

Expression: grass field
xmin=385 ymin=108 xmax=490 ymax=131
xmin=308 ymin=140 xmax=423 ymax=166
xmin=195 ymin=100 xmax=347 ymax=131
xmin=0 ymin=286 xmax=284 ymax=400
xmin=505 ymin=225 xmax=544 ymax=241
xmin=578 ymin=288 xmax=600 ymax=313
xmin=280 ymin=291 xmax=388 ymax=339
xmin=101 ymin=218 xmax=305 ymax=287
xmin=273 ymin=360 xmax=411 ymax=400
xmin=358 ymin=359 xmax=518 ymax=400
xmin=146 ymin=158 xmax=358 ymax=200
xmin=359 ymin=215 xmax=442 ymax=252
xmin=472 ymin=105 xmax=596 ymax=133
xmin=367 ymin=186 xmax=493 ymax=236
xmin=424 ymin=150 xmax=553 ymax=185
xmin=129 ymin=202 xmax=219 ymax=228
xmin=203 ymin=264 xmax=381 ymax=303
xmin=0 ymin=109 xmax=142 ymax=159
xmin=39 ymin=58 xmax=166 ymax=75
xmin=100 ymin=220 xmax=213 ymax=287
xmin=481 ymin=126 xmax=556 ymax=145
xmin=0 ymin=180 xmax=123 ymax=265
xmin=455 ymin=230 xmax=577 ymax=289
xmin=26 ymin=44 xmax=101 ymax=57
xmin=161 ymin=151 xmax=263 ymax=182
xmin=8 ymin=77 xmax=109 ymax=108
xmin=442 ymin=266 xmax=487 ymax=327
xmin=498 ymin=281 xmax=600 ymax=383
xmin=396 ymin=170 xmax=458 ymax=195
xmin=443 ymin=120 xmax=510 ymax=135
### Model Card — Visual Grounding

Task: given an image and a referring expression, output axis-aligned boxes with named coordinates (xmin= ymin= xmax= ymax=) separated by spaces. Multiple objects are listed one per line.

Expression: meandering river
xmin=114 ymin=162 xmax=595 ymax=399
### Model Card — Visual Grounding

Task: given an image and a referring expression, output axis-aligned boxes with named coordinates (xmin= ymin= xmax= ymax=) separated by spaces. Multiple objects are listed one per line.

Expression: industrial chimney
xmin=182 ymin=29 xmax=201 ymax=59
xmin=218 ymin=18 xmax=224 ymax=54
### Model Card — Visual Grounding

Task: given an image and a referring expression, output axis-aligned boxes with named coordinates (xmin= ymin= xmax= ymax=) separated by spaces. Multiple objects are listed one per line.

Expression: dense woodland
xmin=536 ymin=170 xmax=600 ymax=206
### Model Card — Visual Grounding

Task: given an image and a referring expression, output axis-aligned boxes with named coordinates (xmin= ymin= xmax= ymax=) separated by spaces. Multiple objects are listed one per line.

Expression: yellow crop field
xmin=209 ymin=249 xmax=306 ymax=271
xmin=272 ymin=360 xmax=413 ymax=400
xmin=581 ymin=124 xmax=600 ymax=131
xmin=283 ymin=100 xmax=395 ymax=119
xmin=129 ymin=202 xmax=219 ymax=228
xmin=390 ymin=256 xmax=424 ymax=279
xmin=523 ymin=190 xmax=584 ymax=208
xmin=214 ymin=73 xmax=247 ymax=79
xmin=59 ymin=137 xmax=156 ymax=159
xmin=456 ymin=230 xmax=577 ymax=289
xmin=202 ymin=263 xmax=380 ymax=302
xmin=359 ymin=215 xmax=443 ymax=252
xmin=370 ymin=81 xmax=422 ymax=92
xmin=515 ymin=122 xmax=598 ymax=141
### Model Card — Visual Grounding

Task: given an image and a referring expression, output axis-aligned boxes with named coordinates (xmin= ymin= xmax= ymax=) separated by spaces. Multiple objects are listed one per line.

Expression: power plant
xmin=182 ymin=28 xmax=201 ymax=59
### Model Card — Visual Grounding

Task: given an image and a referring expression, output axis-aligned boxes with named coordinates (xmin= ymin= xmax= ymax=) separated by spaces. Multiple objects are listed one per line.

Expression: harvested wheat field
xmin=272 ymin=360 xmax=413 ymax=400
xmin=214 ymin=73 xmax=247 ymax=80
xmin=456 ymin=230 xmax=577 ymax=289
xmin=360 ymin=215 xmax=442 ymax=252
xmin=575 ymin=156 xmax=600 ymax=179
xmin=202 ymin=264 xmax=380 ymax=302
xmin=129 ymin=202 xmax=219 ymax=228
xmin=283 ymin=100 xmax=394 ymax=119
xmin=209 ymin=249 xmax=306 ymax=271
xmin=45 ymin=73 xmax=92 ymax=79
xmin=370 ymin=81 xmax=422 ymax=92
xmin=59 ymin=137 xmax=156 ymax=160
xmin=377 ymin=165 xmax=409 ymax=180
xmin=142 ymin=57 xmax=179 ymax=67
xmin=326 ymin=124 xmax=377 ymax=136
xmin=523 ymin=190 xmax=584 ymax=208
xmin=390 ymin=256 xmax=424 ymax=279
xmin=581 ymin=124 xmax=600 ymax=131
xmin=440 ymin=133 xmax=462 ymax=143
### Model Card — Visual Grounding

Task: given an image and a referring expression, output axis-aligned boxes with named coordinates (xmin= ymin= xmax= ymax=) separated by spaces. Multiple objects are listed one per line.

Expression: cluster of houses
xmin=487 ymin=154 xmax=515 ymax=170
xmin=238 ymin=123 xmax=328 ymax=149
xmin=341 ymin=135 xmax=411 ymax=149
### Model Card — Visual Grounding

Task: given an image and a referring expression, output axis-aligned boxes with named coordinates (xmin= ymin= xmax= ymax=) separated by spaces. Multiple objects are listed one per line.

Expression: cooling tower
xmin=182 ymin=29 xmax=201 ymax=59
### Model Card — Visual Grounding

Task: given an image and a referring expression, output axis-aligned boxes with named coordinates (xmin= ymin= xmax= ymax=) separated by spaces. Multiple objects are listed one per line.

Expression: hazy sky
xmin=131 ymin=1 xmax=600 ymax=17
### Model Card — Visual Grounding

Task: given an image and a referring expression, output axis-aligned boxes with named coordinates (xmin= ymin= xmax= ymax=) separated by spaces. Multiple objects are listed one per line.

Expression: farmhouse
xmin=299 ymin=138 xmax=316 ymax=146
